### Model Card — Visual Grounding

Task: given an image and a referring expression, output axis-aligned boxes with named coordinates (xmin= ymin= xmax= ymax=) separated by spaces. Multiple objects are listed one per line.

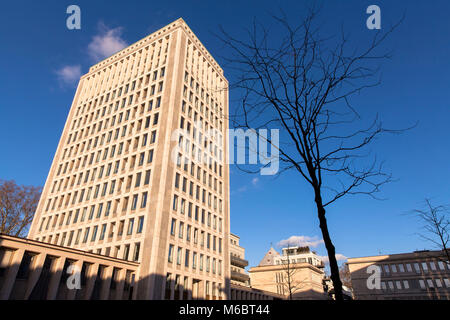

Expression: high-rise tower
xmin=28 ymin=18 xmax=230 ymax=300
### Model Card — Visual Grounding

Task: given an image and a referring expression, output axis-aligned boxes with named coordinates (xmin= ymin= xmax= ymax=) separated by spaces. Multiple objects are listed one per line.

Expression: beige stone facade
xmin=348 ymin=250 xmax=450 ymax=300
xmin=25 ymin=18 xmax=230 ymax=300
xmin=249 ymin=247 xmax=327 ymax=299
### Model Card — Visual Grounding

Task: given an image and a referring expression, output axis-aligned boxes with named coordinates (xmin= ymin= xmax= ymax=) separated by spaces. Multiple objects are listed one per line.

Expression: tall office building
xmin=27 ymin=18 xmax=230 ymax=299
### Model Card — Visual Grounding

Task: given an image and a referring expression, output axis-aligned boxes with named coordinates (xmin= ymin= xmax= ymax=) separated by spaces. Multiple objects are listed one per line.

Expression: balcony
xmin=231 ymin=270 xmax=250 ymax=283
xmin=230 ymin=255 xmax=249 ymax=268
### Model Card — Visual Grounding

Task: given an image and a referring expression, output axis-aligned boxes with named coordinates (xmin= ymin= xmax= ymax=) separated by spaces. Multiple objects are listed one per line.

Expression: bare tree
xmin=339 ymin=263 xmax=353 ymax=292
xmin=0 ymin=179 xmax=41 ymax=237
xmin=411 ymin=199 xmax=450 ymax=263
xmin=217 ymin=8 xmax=406 ymax=300
xmin=278 ymin=245 xmax=306 ymax=300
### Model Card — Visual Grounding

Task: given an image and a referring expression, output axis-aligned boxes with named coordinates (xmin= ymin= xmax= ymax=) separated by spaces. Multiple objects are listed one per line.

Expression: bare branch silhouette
xmin=411 ymin=199 xmax=450 ymax=263
xmin=0 ymin=179 xmax=41 ymax=237
xmin=217 ymin=7 xmax=408 ymax=300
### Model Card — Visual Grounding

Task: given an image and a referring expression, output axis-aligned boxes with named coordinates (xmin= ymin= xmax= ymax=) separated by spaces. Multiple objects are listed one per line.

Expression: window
xmin=185 ymin=250 xmax=190 ymax=267
xmin=192 ymin=252 xmax=197 ymax=269
xmin=179 ymin=222 xmax=184 ymax=239
xmin=118 ymin=220 xmax=124 ymax=236
xmin=414 ymin=263 xmax=421 ymax=273
xmin=144 ymin=170 xmax=151 ymax=185
xmin=91 ymin=226 xmax=98 ymax=241
xmin=83 ymin=228 xmax=90 ymax=243
xmin=150 ymin=131 xmax=156 ymax=143
xmin=105 ymin=201 xmax=111 ymax=217
xmin=88 ymin=206 xmax=95 ymax=220
xmin=137 ymin=216 xmax=144 ymax=233
xmin=419 ymin=279 xmax=426 ymax=289
xmin=170 ymin=219 xmax=176 ymax=236
xmin=123 ymin=244 xmax=130 ymax=260
xmin=127 ymin=218 xmax=134 ymax=235
xmin=99 ymin=224 xmax=106 ymax=240
xmin=135 ymin=172 xmax=141 ymax=187
xmin=173 ymin=195 xmax=178 ymax=211
xmin=96 ymin=203 xmax=103 ymax=218
xmin=175 ymin=173 xmax=180 ymax=188
xmin=444 ymin=278 xmax=450 ymax=288
xmin=142 ymin=134 xmax=148 ymax=146
xmin=168 ymin=244 xmax=174 ymax=262
xmin=180 ymin=199 xmax=186 ymax=215
xmin=131 ymin=194 xmax=138 ymax=210
xmin=177 ymin=248 xmax=182 ymax=265
xmin=141 ymin=192 xmax=148 ymax=208
xmin=133 ymin=243 xmax=140 ymax=261
xmin=186 ymin=225 xmax=191 ymax=242
xmin=403 ymin=280 xmax=409 ymax=289
xmin=147 ymin=149 xmax=154 ymax=163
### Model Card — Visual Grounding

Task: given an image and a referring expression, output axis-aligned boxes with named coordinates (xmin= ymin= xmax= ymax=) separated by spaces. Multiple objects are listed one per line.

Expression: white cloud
xmin=319 ymin=254 xmax=348 ymax=264
xmin=236 ymin=186 xmax=247 ymax=193
xmin=88 ymin=23 xmax=128 ymax=62
xmin=55 ymin=65 xmax=81 ymax=86
xmin=251 ymin=177 xmax=259 ymax=186
xmin=277 ymin=235 xmax=325 ymax=248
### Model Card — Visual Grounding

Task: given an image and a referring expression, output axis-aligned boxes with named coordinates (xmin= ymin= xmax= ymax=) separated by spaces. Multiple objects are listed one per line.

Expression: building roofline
xmin=347 ymin=249 xmax=447 ymax=264
xmin=85 ymin=18 xmax=226 ymax=82
xmin=249 ymin=262 xmax=324 ymax=274
xmin=0 ymin=233 xmax=139 ymax=267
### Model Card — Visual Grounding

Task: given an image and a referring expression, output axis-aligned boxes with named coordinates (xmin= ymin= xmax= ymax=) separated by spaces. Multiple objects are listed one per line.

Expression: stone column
xmin=100 ymin=265 xmax=113 ymax=300
xmin=46 ymin=256 xmax=66 ymax=300
xmin=0 ymin=248 xmax=25 ymax=300
xmin=114 ymin=268 xmax=126 ymax=300
xmin=83 ymin=262 xmax=99 ymax=300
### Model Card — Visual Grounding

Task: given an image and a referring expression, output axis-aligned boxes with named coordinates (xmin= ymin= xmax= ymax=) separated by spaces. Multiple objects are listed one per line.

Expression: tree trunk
xmin=314 ymin=190 xmax=344 ymax=301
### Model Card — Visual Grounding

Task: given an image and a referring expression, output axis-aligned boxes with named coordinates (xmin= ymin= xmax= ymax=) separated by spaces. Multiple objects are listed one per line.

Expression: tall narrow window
xmin=141 ymin=192 xmax=148 ymax=208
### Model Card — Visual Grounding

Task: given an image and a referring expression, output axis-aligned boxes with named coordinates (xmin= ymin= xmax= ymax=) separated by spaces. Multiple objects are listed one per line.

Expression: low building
xmin=0 ymin=233 xmax=283 ymax=300
xmin=0 ymin=234 xmax=138 ymax=300
xmin=229 ymin=233 xmax=250 ymax=286
xmin=249 ymin=246 xmax=327 ymax=299
xmin=230 ymin=283 xmax=284 ymax=300
xmin=347 ymin=250 xmax=450 ymax=300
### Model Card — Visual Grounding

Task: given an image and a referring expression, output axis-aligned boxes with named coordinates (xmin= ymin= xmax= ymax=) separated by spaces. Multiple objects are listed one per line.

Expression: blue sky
xmin=1 ymin=0 xmax=450 ymax=270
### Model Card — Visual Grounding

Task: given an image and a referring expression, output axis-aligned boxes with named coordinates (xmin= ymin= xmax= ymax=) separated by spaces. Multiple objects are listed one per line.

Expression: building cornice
xmin=83 ymin=18 xmax=226 ymax=83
